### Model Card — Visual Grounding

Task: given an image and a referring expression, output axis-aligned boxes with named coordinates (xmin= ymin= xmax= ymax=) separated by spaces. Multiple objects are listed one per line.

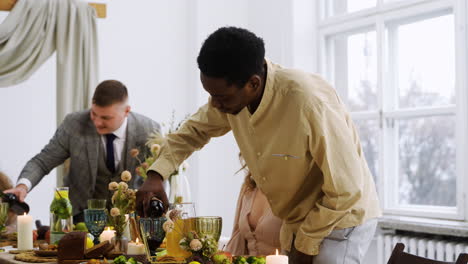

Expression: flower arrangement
xmin=108 ymin=170 xmax=136 ymax=238
xmin=131 ymin=112 xmax=191 ymax=204
xmin=131 ymin=112 xmax=189 ymax=180
xmin=162 ymin=210 xmax=218 ymax=264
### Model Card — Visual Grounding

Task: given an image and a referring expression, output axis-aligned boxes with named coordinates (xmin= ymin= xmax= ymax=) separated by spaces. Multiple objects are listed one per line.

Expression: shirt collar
xmin=112 ymin=117 xmax=128 ymax=139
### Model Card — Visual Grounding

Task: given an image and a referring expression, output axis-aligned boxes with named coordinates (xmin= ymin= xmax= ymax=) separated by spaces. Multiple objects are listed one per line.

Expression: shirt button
xmin=257 ymin=152 xmax=261 ymax=156
xmin=262 ymin=177 xmax=266 ymax=181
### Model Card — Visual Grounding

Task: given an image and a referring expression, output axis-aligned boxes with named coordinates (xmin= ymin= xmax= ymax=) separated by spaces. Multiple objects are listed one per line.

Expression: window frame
xmin=318 ymin=0 xmax=468 ymax=220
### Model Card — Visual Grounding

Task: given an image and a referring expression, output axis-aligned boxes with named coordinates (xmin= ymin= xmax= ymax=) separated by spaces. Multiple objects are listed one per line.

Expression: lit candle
xmin=127 ymin=238 xmax=145 ymax=255
xmin=17 ymin=213 xmax=33 ymax=250
xmin=266 ymin=249 xmax=288 ymax=264
xmin=99 ymin=227 xmax=115 ymax=242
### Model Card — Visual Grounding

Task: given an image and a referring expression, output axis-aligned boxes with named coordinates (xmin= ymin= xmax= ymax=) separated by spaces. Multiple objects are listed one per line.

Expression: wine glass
xmin=87 ymin=199 xmax=107 ymax=209
xmin=84 ymin=209 xmax=107 ymax=245
xmin=193 ymin=216 xmax=222 ymax=242
xmin=139 ymin=217 xmax=167 ymax=256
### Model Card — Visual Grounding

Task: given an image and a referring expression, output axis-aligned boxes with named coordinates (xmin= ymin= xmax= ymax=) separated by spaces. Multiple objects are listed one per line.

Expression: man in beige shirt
xmin=137 ymin=27 xmax=381 ymax=263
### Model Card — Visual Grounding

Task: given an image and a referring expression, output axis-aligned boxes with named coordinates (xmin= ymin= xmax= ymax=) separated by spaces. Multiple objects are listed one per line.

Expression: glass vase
xmin=111 ymin=235 xmax=129 ymax=253
xmin=50 ymin=187 xmax=73 ymax=244
xmin=169 ymin=170 xmax=191 ymax=204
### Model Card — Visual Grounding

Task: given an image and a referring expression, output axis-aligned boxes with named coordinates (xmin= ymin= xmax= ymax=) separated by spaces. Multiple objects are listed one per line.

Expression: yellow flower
xmin=130 ymin=148 xmax=139 ymax=158
xmin=110 ymin=207 xmax=120 ymax=217
xmin=121 ymin=170 xmax=132 ymax=182
xmin=119 ymin=182 xmax=128 ymax=191
xmin=108 ymin=182 xmax=119 ymax=191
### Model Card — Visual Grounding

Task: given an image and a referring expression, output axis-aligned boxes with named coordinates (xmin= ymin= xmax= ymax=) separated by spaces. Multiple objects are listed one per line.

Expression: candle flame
xmin=276 ymin=249 xmax=278 ymax=255
xmin=23 ymin=213 xmax=26 ymax=216
xmin=136 ymin=238 xmax=139 ymax=244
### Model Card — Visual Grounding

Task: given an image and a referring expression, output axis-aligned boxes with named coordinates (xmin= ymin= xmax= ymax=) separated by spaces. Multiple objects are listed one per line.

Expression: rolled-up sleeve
xmin=148 ymin=101 xmax=231 ymax=180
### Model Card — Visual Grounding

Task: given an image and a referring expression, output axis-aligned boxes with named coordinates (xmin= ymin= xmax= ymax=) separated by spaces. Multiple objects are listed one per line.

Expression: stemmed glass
xmin=84 ymin=209 xmax=107 ymax=245
xmin=139 ymin=217 xmax=167 ymax=256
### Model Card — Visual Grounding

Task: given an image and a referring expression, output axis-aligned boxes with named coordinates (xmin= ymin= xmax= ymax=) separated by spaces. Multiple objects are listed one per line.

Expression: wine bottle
xmin=148 ymin=197 xmax=164 ymax=218
xmin=0 ymin=192 xmax=30 ymax=215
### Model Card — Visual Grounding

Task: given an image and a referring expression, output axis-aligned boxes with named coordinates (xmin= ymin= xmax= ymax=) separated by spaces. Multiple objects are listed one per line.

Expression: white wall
xmin=0 ymin=8 xmax=57 ymax=222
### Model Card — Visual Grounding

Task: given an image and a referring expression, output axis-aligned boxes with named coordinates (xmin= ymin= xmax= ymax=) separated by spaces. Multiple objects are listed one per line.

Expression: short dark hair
xmin=92 ymin=80 xmax=128 ymax=106
xmin=197 ymin=27 xmax=265 ymax=87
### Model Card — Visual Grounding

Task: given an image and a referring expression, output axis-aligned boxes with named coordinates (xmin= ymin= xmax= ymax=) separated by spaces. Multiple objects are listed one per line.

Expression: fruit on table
xmin=74 ymin=222 xmax=88 ymax=231
xmin=212 ymin=251 xmax=233 ymax=264
xmin=86 ymin=237 xmax=94 ymax=249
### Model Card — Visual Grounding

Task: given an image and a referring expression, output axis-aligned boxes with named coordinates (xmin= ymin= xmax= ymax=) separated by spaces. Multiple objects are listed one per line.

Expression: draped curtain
xmin=0 ymin=0 xmax=98 ymax=124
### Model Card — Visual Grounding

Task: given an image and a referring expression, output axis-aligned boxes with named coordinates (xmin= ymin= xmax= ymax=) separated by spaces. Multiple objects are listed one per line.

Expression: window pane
xmin=397 ymin=116 xmax=456 ymax=207
xmin=396 ymin=15 xmax=455 ymax=108
xmin=330 ymin=31 xmax=377 ymax=111
xmin=329 ymin=0 xmax=376 ymax=16
xmin=354 ymin=119 xmax=380 ymax=188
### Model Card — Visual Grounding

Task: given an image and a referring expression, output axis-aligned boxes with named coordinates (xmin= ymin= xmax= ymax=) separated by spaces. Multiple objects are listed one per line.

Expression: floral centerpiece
xmin=108 ymin=170 xmax=136 ymax=252
xmin=131 ymin=112 xmax=191 ymax=204
xmin=163 ymin=210 xmax=218 ymax=264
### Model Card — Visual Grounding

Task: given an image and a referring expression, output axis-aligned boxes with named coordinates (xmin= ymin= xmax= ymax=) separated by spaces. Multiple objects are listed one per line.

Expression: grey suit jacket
xmin=18 ymin=110 xmax=160 ymax=215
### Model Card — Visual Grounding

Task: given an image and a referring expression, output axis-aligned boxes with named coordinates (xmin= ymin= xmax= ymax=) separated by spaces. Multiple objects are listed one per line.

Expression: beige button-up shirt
xmin=149 ymin=60 xmax=381 ymax=255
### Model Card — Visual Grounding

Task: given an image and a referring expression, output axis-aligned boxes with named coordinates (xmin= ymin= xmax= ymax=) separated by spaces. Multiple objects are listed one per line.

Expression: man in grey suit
xmin=5 ymin=80 xmax=160 ymax=222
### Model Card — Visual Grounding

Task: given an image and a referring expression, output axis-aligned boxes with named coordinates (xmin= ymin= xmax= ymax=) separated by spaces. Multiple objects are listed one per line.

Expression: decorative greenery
xmin=108 ymin=171 xmax=136 ymax=238
xmin=163 ymin=210 xmax=218 ymax=263
xmin=50 ymin=190 xmax=72 ymax=232
xmin=131 ymin=111 xmax=189 ymax=181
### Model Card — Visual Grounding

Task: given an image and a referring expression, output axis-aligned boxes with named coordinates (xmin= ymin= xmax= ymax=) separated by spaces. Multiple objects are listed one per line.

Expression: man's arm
xmin=293 ymin=104 xmax=366 ymax=256
xmin=5 ymin=118 xmax=71 ymax=201
xmin=136 ymin=102 xmax=231 ymax=215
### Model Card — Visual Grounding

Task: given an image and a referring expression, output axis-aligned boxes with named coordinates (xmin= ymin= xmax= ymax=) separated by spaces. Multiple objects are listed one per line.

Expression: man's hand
xmin=136 ymin=171 xmax=169 ymax=217
xmin=4 ymin=184 xmax=28 ymax=202
xmin=288 ymin=239 xmax=314 ymax=264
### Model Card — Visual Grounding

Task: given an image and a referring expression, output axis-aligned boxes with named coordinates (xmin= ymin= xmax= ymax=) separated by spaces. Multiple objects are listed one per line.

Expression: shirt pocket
xmin=324 ymin=227 xmax=356 ymax=241
xmin=271 ymin=153 xmax=301 ymax=161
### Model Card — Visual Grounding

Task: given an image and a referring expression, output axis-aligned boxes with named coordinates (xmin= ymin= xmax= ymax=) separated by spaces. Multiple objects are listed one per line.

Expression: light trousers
xmin=289 ymin=218 xmax=378 ymax=264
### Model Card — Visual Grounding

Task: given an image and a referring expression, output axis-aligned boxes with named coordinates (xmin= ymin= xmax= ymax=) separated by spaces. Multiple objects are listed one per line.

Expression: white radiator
xmin=377 ymin=234 xmax=468 ymax=263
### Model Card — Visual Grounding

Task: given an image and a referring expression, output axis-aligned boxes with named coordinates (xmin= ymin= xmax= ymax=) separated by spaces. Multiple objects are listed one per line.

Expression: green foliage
xmin=50 ymin=197 xmax=72 ymax=219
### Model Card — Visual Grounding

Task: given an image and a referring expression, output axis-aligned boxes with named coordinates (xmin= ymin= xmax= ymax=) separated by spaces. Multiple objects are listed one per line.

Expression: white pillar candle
xmin=99 ymin=227 xmax=115 ymax=242
xmin=127 ymin=238 xmax=145 ymax=255
xmin=266 ymin=249 xmax=288 ymax=264
xmin=17 ymin=213 xmax=33 ymax=250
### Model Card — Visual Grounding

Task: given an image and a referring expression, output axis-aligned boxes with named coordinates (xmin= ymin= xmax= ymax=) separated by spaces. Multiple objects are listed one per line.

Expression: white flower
xmin=108 ymin=182 xmax=119 ymax=191
xmin=119 ymin=182 xmax=128 ymax=191
xmin=110 ymin=207 xmax=120 ymax=217
xmin=162 ymin=220 xmax=174 ymax=233
xmin=151 ymin=144 xmax=161 ymax=155
xmin=121 ymin=170 xmax=132 ymax=182
xmin=181 ymin=161 xmax=190 ymax=171
xmin=179 ymin=238 xmax=189 ymax=251
xmin=189 ymin=239 xmax=202 ymax=251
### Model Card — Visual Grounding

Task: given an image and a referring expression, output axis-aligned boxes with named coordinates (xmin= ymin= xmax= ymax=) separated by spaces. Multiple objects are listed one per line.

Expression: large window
xmin=319 ymin=0 xmax=467 ymax=220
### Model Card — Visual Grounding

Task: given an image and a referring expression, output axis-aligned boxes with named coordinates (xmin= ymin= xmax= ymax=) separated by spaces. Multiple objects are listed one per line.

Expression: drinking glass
xmin=84 ymin=209 xmax=107 ymax=245
xmin=166 ymin=202 xmax=196 ymax=259
xmin=0 ymin=203 xmax=8 ymax=233
xmin=87 ymin=199 xmax=107 ymax=209
xmin=139 ymin=217 xmax=167 ymax=256
xmin=193 ymin=216 xmax=222 ymax=242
